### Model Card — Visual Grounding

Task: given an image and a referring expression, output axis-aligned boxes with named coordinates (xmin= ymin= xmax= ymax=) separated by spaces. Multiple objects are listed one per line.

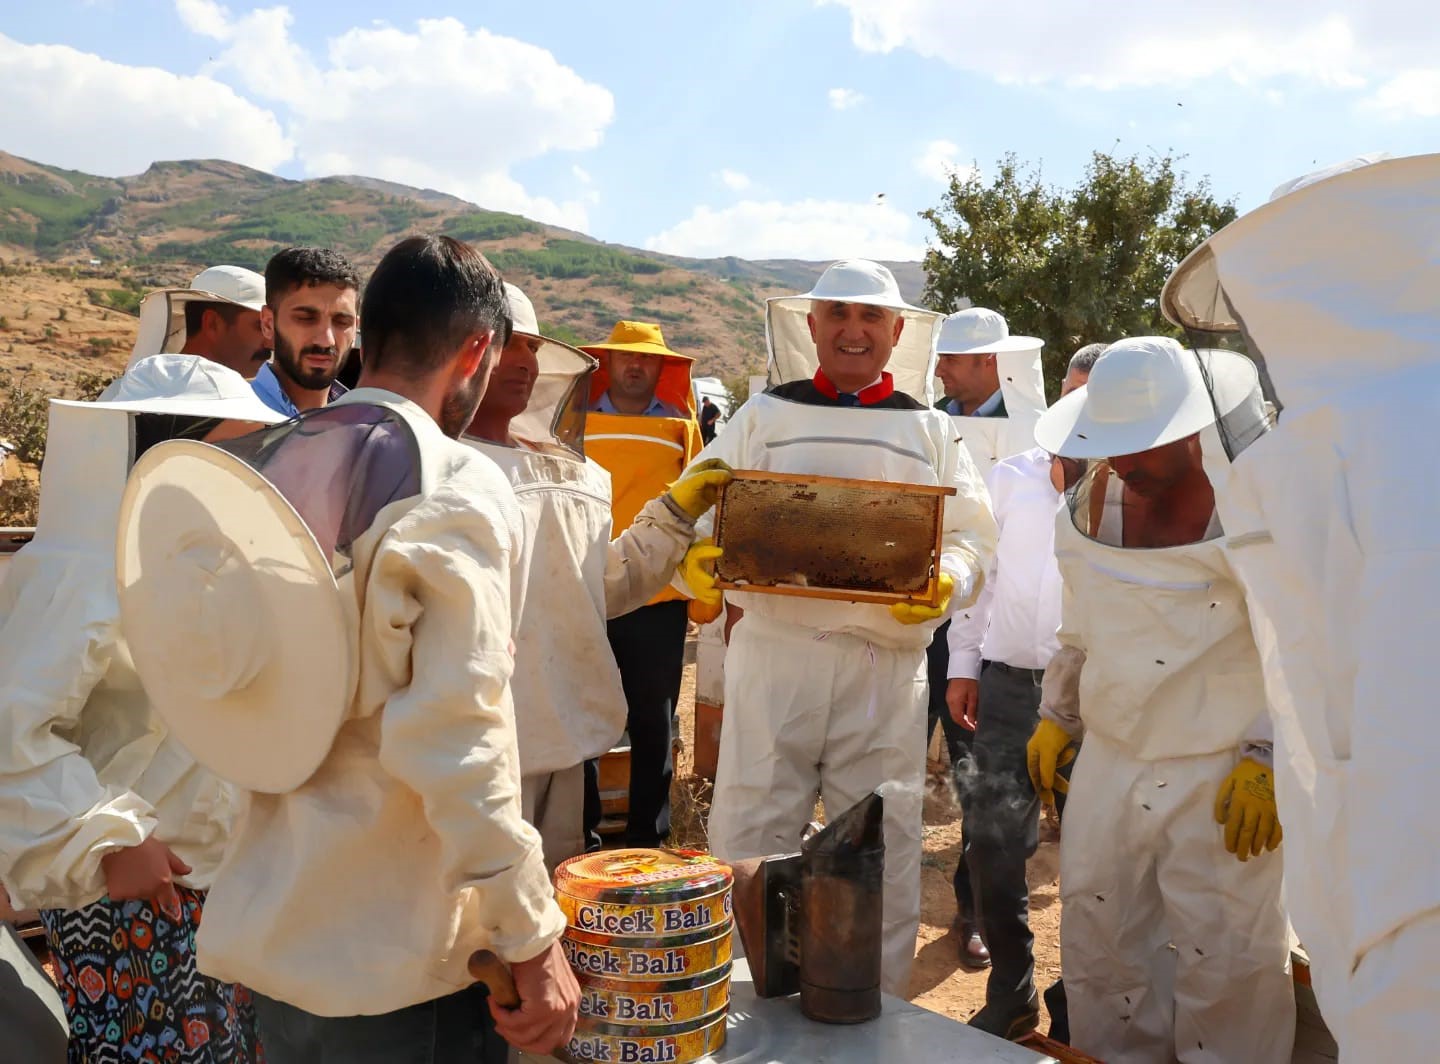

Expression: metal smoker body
xmin=730 ymin=792 xmax=886 ymax=1024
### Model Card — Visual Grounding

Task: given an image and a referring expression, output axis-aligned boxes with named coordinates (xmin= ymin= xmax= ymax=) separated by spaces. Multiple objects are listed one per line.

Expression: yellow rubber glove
xmin=889 ymin=573 xmax=954 ymax=625
xmin=1214 ymin=757 xmax=1283 ymax=862
xmin=1027 ymin=719 xmax=1078 ymax=807
xmin=679 ymin=538 xmax=723 ymax=606
xmin=666 ymin=459 xmax=734 ymax=520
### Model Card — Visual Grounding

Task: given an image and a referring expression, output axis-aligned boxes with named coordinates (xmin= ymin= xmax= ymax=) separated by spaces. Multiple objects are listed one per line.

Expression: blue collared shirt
xmin=591 ymin=391 xmax=685 ymax=417
xmin=252 ymin=362 xmax=348 ymax=417
xmin=941 ymin=389 xmax=1005 ymax=418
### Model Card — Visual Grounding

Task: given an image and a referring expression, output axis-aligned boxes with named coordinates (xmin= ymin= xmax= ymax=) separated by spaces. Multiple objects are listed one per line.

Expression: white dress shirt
xmin=947 ymin=447 xmax=1063 ymax=678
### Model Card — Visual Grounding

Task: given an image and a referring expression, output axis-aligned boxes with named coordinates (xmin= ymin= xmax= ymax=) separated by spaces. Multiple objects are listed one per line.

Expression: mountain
xmin=0 ymin=152 xmax=929 ymax=398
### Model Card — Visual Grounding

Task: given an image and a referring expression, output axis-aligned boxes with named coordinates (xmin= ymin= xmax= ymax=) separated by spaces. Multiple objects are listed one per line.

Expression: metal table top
xmin=524 ymin=958 xmax=1056 ymax=1064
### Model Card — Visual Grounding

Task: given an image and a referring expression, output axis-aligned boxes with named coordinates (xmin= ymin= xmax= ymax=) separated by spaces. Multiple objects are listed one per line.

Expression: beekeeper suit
xmin=115 ymin=386 xmax=567 ymax=1018
xmin=0 ymin=355 xmax=283 ymax=1060
xmin=683 ymin=260 xmax=997 ymax=994
xmin=1161 ymin=152 xmax=1440 ymax=1057
xmin=934 ymin=307 xmax=1048 ymax=480
xmin=1029 ymin=338 xmax=1293 ymax=1064
xmin=463 ymin=284 xmax=724 ymax=869
xmin=0 ymin=355 xmax=285 ymax=911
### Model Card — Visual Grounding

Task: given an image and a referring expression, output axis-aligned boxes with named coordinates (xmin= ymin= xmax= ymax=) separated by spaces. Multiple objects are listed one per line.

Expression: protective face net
xmin=214 ymin=403 xmax=422 ymax=569
xmin=1166 ymin=246 xmax=1284 ymax=429
xmin=508 ymin=347 xmax=594 ymax=457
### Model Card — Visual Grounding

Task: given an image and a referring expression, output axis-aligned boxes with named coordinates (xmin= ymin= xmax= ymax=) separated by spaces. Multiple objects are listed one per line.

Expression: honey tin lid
xmin=555 ymin=848 xmax=732 ymax=907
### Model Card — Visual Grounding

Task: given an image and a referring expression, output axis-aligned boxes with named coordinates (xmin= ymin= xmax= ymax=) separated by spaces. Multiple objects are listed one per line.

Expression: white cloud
xmin=821 ymin=0 xmax=1440 ymax=113
xmin=1365 ymin=69 xmax=1440 ymax=118
xmin=178 ymin=4 xmax=615 ymax=228
xmin=827 ymin=87 xmax=866 ymax=110
xmin=718 ymin=169 xmax=753 ymax=192
xmin=913 ymin=139 xmax=978 ymax=183
xmin=644 ymin=199 xmax=924 ymax=260
xmin=0 ymin=32 xmax=291 ymax=176
xmin=572 ymin=165 xmax=593 ymax=184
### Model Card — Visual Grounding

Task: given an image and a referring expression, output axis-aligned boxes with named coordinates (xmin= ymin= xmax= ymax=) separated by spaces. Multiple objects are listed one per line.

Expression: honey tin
xmin=555 ymin=849 xmax=733 ymax=939
xmin=556 ymin=1006 xmax=728 ymax=1064
xmin=561 ymin=923 xmax=733 ymax=982
xmin=578 ymin=963 xmax=732 ymax=1026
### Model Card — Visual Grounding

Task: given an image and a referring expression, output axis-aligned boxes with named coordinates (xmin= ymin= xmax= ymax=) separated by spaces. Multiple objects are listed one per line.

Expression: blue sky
xmin=3 ymin=1 xmax=1438 ymax=260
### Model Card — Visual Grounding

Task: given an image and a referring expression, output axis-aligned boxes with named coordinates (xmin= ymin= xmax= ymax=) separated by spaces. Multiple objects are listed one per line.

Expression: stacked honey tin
xmin=553 ymin=848 xmax=734 ymax=1064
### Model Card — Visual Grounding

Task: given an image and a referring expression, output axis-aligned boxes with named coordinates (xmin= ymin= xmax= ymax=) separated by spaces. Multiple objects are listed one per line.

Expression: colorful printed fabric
xmin=39 ymin=888 xmax=264 ymax=1063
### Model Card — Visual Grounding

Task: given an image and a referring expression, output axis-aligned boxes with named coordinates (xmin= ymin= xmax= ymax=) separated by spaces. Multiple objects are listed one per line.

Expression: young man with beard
xmin=119 ymin=236 xmax=578 ymax=1061
xmin=251 ymin=247 xmax=361 ymax=416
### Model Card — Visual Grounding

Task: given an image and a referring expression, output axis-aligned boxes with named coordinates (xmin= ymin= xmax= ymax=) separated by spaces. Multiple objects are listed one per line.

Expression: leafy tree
xmin=921 ymin=151 xmax=1237 ymax=396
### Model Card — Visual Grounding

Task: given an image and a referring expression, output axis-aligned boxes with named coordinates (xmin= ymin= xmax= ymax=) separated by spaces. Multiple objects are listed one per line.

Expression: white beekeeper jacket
xmin=193 ymin=389 xmax=565 ymax=1016
xmin=463 ymin=310 xmax=696 ymax=778
xmin=0 ymin=358 xmax=285 ymax=910
xmin=1161 ymin=152 xmax=1440 ymax=1056
xmin=1037 ymin=348 xmax=1274 ymax=760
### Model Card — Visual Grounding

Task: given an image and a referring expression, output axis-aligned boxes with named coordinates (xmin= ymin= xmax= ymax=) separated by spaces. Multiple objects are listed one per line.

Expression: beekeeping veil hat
xmin=116 ymin=399 xmax=433 ymax=794
xmin=1035 ymin=338 xmax=1264 ymax=459
xmin=125 ymin=266 xmax=266 ymax=369
xmin=500 ymin=282 xmax=597 ymax=455
xmin=766 ymin=259 xmax=943 ymax=404
xmin=1158 ymin=152 xmax=1440 ymax=418
xmin=1035 ymin=336 xmax=1268 ymax=545
xmin=935 ymin=307 xmax=1047 ymax=475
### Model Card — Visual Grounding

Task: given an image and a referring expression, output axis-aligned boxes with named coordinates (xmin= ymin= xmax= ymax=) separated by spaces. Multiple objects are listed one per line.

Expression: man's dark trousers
xmin=926 ymin=620 xmax=975 ymax=924
xmin=253 ymin=984 xmax=508 ymax=1064
xmin=606 ymin=599 xmax=688 ymax=846
xmin=963 ymin=660 xmax=1044 ymax=1011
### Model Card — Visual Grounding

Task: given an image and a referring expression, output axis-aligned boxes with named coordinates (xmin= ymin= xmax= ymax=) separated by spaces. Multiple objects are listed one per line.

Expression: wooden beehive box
xmin=713 ymin=471 xmax=954 ymax=607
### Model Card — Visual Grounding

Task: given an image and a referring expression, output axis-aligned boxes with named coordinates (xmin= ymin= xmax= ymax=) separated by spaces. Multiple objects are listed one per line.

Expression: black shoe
xmin=968 ymin=991 xmax=1040 ymax=1041
xmin=1043 ymin=978 xmax=1068 ymax=1043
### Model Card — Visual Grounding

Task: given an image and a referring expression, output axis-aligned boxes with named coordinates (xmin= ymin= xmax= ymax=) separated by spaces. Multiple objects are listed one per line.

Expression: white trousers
xmin=707 ymin=614 xmax=926 ymax=996
xmin=1060 ymin=733 xmax=1295 ymax=1064
xmin=521 ymin=763 xmax=585 ymax=875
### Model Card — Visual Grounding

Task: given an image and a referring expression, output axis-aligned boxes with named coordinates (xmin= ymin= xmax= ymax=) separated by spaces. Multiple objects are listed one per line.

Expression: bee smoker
xmin=729 ymin=791 xmax=886 ymax=1024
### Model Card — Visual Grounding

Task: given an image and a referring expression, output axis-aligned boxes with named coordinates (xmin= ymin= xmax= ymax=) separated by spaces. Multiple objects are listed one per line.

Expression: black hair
xmin=360 ymin=235 xmax=511 ymax=374
xmin=264 ymin=247 xmax=362 ymax=307
xmin=182 ymin=299 xmax=242 ymax=340
xmin=132 ymin=413 xmax=222 ymax=461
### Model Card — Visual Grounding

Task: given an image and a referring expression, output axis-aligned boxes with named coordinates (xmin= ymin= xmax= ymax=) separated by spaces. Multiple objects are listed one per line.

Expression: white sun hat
xmin=765 ymin=259 xmax=943 ymax=404
xmin=116 ymin=438 xmax=350 ymax=794
xmin=500 ymin=282 xmax=597 ymax=453
xmin=936 ymin=307 xmax=1042 ymax=356
xmin=54 ymin=354 xmax=287 ymax=424
xmin=125 ymin=265 xmax=267 ymax=369
xmin=1034 ymin=336 xmax=1259 ymax=459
